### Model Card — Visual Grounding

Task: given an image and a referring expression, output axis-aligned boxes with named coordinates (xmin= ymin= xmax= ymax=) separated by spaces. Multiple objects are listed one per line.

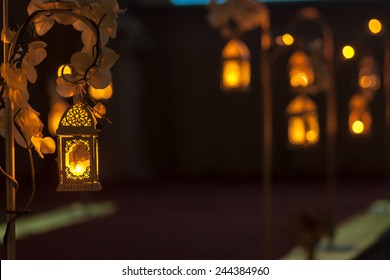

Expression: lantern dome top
xmin=222 ymin=39 xmax=250 ymax=59
xmin=286 ymin=95 xmax=317 ymax=114
xmin=57 ymin=103 xmax=98 ymax=135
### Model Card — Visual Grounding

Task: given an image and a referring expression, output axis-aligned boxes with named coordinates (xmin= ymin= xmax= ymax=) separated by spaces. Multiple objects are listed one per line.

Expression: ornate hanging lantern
xmin=221 ymin=38 xmax=251 ymax=91
xmin=348 ymin=93 xmax=372 ymax=136
xmin=56 ymin=94 xmax=101 ymax=192
xmin=286 ymin=95 xmax=319 ymax=146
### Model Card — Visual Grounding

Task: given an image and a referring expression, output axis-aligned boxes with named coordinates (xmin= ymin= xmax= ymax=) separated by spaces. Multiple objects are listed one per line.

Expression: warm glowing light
xmin=349 ymin=94 xmax=372 ymax=136
xmin=359 ymin=74 xmax=380 ymax=90
xmin=221 ymin=39 xmax=251 ymax=90
xmin=342 ymin=45 xmax=355 ymax=59
xmin=89 ymin=83 xmax=114 ymax=100
xmin=368 ymin=19 xmax=382 ymax=34
xmin=66 ymin=143 xmax=91 ymax=176
xmin=289 ymin=117 xmax=306 ymax=145
xmin=48 ymin=100 xmax=68 ymax=136
xmin=352 ymin=120 xmax=365 ymax=134
xmin=57 ymin=65 xmax=73 ymax=77
xmin=282 ymin=33 xmax=294 ymax=46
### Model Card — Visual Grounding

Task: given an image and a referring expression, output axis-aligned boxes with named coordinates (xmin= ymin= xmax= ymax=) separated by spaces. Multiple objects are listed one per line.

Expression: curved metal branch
xmin=8 ymin=6 xmax=102 ymax=87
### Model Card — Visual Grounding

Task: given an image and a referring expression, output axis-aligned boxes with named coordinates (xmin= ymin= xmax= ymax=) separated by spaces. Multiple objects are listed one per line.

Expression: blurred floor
xmin=1 ymin=180 xmax=390 ymax=260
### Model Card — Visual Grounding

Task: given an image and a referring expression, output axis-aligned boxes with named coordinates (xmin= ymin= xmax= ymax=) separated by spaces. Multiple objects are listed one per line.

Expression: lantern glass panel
xmin=349 ymin=109 xmax=372 ymax=135
xmin=288 ymin=116 xmax=306 ymax=145
xmin=289 ymin=51 xmax=315 ymax=88
xmin=222 ymin=59 xmax=250 ymax=89
xmin=65 ymin=139 xmax=91 ymax=179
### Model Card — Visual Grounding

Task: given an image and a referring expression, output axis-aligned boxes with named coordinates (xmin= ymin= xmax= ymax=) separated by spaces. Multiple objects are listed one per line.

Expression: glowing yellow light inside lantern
xmin=66 ymin=143 xmax=91 ymax=176
xmin=48 ymin=100 xmax=68 ymax=136
xmin=89 ymin=83 xmax=114 ymax=100
xmin=223 ymin=61 xmax=239 ymax=87
xmin=289 ymin=117 xmax=306 ymax=145
xmin=306 ymin=130 xmax=317 ymax=143
xmin=222 ymin=60 xmax=250 ymax=89
xmin=342 ymin=45 xmax=355 ymax=59
xmin=368 ymin=19 xmax=382 ymax=34
xmin=290 ymin=72 xmax=309 ymax=87
xmin=352 ymin=120 xmax=365 ymax=134
xmin=57 ymin=65 xmax=73 ymax=77
xmin=282 ymin=33 xmax=294 ymax=45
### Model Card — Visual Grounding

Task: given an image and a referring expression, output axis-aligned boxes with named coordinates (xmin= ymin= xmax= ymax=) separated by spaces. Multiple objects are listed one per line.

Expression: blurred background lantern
xmin=348 ymin=93 xmax=372 ymax=136
xmin=221 ymin=38 xmax=251 ymax=91
xmin=347 ymin=56 xmax=379 ymax=136
xmin=289 ymin=51 xmax=315 ymax=89
xmin=358 ymin=56 xmax=381 ymax=93
xmin=286 ymin=95 xmax=319 ymax=146
xmin=57 ymin=93 xmax=101 ymax=192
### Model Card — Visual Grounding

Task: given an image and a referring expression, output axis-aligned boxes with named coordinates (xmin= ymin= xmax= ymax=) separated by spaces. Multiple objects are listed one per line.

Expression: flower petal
xmin=28 ymin=41 xmax=47 ymax=51
xmin=93 ymin=102 xmax=106 ymax=117
xmin=31 ymin=136 xmax=44 ymax=158
xmin=101 ymin=47 xmax=119 ymax=69
xmin=71 ymin=52 xmax=94 ymax=73
xmin=54 ymin=14 xmax=76 ymax=25
xmin=25 ymin=48 xmax=47 ymax=66
xmin=22 ymin=61 xmax=38 ymax=83
xmin=81 ymin=29 xmax=97 ymax=51
xmin=9 ymin=88 xmax=29 ymax=108
xmin=34 ymin=15 xmax=55 ymax=36
xmin=56 ymin=77 xmax=75 ymax=97
xmin=1 ymin=28 xmax=16 ymax=43
xmin=16 ymin=107 xmax=44 ymax=139
xmin=0 ymin=109 xmax=28 ymax=148
xmin=73 ymin=19 xmax=89 ymax=32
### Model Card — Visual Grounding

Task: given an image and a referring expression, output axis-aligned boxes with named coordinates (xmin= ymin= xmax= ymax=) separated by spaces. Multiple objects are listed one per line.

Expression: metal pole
xmin=3 ymin=0 xmax=16 ymax=260
xmin=322 ymin=19 xmax=336 ymax=213
xmin=294 ymin=8 xmax=336 ymax=210
xmin=260 ymin=6 xmax=272 ymax=260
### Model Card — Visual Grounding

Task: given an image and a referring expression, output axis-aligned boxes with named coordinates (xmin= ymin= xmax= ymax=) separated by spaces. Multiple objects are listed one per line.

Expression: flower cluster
xmin=0 ymin=0 xmax=122 ymax=157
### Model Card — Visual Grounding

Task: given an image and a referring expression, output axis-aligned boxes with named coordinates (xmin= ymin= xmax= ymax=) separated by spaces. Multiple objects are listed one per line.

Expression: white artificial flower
xmin=70 ymin=46 xmax=118 ymax=89
xmin=9 ymin=87 xmax=29 ymax=108
xmin=22 ymin=41 xmax=47 ymax=83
